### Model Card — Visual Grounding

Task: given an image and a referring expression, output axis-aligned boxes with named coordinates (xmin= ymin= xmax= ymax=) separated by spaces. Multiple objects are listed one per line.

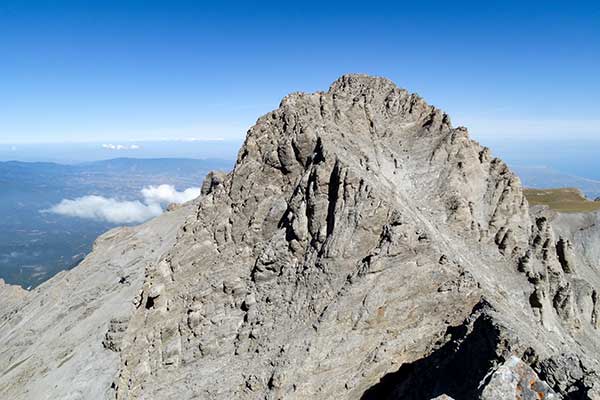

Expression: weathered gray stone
xmin=480 ymin=356 xmax=560 ymax=400
xmin=201 ymin=170 xmax=227 ymax=195
xmin=1 ymin=74 xmax=600 ymax=399
xmin=0 ymin=204 xmax=193 ymax=399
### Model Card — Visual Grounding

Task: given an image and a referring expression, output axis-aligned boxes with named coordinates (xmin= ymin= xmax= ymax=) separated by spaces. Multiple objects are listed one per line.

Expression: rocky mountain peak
xmin=1 ymin=75 xmax=599 ymax=399
xmin=232 ymin=74 xmax=529 ymax=257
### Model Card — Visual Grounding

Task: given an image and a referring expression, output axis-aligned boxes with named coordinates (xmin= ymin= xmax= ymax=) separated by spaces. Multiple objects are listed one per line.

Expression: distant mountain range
xmin=0 ymin=158 xmax=231 ymax=288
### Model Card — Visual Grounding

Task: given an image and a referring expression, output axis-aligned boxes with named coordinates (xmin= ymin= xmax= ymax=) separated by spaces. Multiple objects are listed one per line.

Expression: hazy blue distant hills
xmin=0 ymin=140 xmax=242 ymax=164
xmin=0 ymin=158 xmax=231 ymax=288
xmin=1 ymin=157 xmax=231 ymax=182
xmin=0 ymin=157 xmax=232 ymax=203
xmin=76 ymin=157 xmax=232 ymax=174
xmin=475 ymin=137 xmax=600 ymax=199
xmin=512 ymin=165 xmax=600 ymax=200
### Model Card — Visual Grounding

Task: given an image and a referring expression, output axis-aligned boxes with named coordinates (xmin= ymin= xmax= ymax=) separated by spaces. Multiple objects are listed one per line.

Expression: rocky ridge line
xmin=112 ymin=75 xmax=600 ymax=399
xmin=1 ymin=74 xmax=599 ymax=399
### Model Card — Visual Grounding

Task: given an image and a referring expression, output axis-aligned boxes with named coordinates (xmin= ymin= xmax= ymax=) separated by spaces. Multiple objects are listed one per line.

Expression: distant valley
xmin=0 ymin=158 xmax=231 ymax=288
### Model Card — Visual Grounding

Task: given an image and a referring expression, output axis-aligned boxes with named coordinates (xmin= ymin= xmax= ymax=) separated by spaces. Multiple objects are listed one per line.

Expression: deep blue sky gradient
xmin=1 ymin=0 xmax=599 ymax=144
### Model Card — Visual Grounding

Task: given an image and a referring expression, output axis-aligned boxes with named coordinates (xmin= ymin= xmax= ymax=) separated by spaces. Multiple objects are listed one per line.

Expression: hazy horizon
xmin=3 ymin=136 xmax=600 ymax=182
xmin=0 ymin=139 xmax=242 ymax=164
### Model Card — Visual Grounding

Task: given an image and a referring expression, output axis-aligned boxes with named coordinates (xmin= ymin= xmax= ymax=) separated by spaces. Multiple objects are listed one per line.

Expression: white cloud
xmin=44 ymin=184 xmax=200 ymax=224
xmin=141 ymin=184 xmax=200 ymax=205
xmin=102 ymin=143 xmax=142 ymax=150
xmin=45 ymin=196 xmax=162 ymax=224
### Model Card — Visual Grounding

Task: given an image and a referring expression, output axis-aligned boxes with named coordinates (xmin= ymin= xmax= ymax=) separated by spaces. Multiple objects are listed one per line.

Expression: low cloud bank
xmin=141 ymin=185 xmax=200 ymax=205
xmin=44 ymin=184 xmax=199 ymax=224
xmin=46 ymin=196 xmax=162 ymax=224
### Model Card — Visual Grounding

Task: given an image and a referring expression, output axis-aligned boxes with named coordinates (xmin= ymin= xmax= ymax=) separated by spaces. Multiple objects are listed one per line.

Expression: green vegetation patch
xmin=524 ymin=188 xmax=600 ymax=213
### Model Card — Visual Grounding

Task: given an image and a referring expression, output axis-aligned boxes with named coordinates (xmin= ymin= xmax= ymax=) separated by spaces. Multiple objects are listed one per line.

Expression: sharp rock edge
xmin=1 ymin=74 xmax=600 ymax=399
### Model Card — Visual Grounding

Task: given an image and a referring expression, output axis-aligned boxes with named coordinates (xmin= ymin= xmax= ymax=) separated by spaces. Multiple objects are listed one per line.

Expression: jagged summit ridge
xmin=233 ymin=73 xmax=527 ymax=251
xmin=1 ymin=75 xmax=599 ymax=399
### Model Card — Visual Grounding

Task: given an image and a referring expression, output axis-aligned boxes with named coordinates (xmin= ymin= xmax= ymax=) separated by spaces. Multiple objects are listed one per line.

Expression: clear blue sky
xmin=1 ymin=0 xmax=599 ymax=144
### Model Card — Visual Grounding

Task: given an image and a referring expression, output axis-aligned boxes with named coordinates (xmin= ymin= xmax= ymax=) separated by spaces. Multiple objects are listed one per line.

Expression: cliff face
xmin=2 ymin=75 xmax=600 ymax=399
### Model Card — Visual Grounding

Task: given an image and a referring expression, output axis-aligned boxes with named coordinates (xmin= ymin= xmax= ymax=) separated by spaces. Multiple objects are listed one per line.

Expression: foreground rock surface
xmin=480 ymin=356 xmax=560 ymax=400
xmin=0 ymin=204 xmax=192 ymax=399
xmin=2 ymin=75 xmax=600 ymax=399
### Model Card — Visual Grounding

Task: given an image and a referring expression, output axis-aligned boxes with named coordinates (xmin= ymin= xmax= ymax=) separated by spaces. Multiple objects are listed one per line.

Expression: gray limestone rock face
xmin=479 ymin=356 xmax=560 ymax=400
xmin=1 ymin=75 xmax=600 ymax=399
xmin=201 ymin=170 xmax=227 ymax=195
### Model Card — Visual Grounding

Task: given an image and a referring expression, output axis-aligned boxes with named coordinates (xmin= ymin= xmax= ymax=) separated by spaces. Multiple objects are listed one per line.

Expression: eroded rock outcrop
xmin=480 ymin=356 xmax=560 ymax=400
xmin=2 ymin=75 xmax=600 ymax=399
xmin=110 ymin=75 xmax=600 ymax=399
